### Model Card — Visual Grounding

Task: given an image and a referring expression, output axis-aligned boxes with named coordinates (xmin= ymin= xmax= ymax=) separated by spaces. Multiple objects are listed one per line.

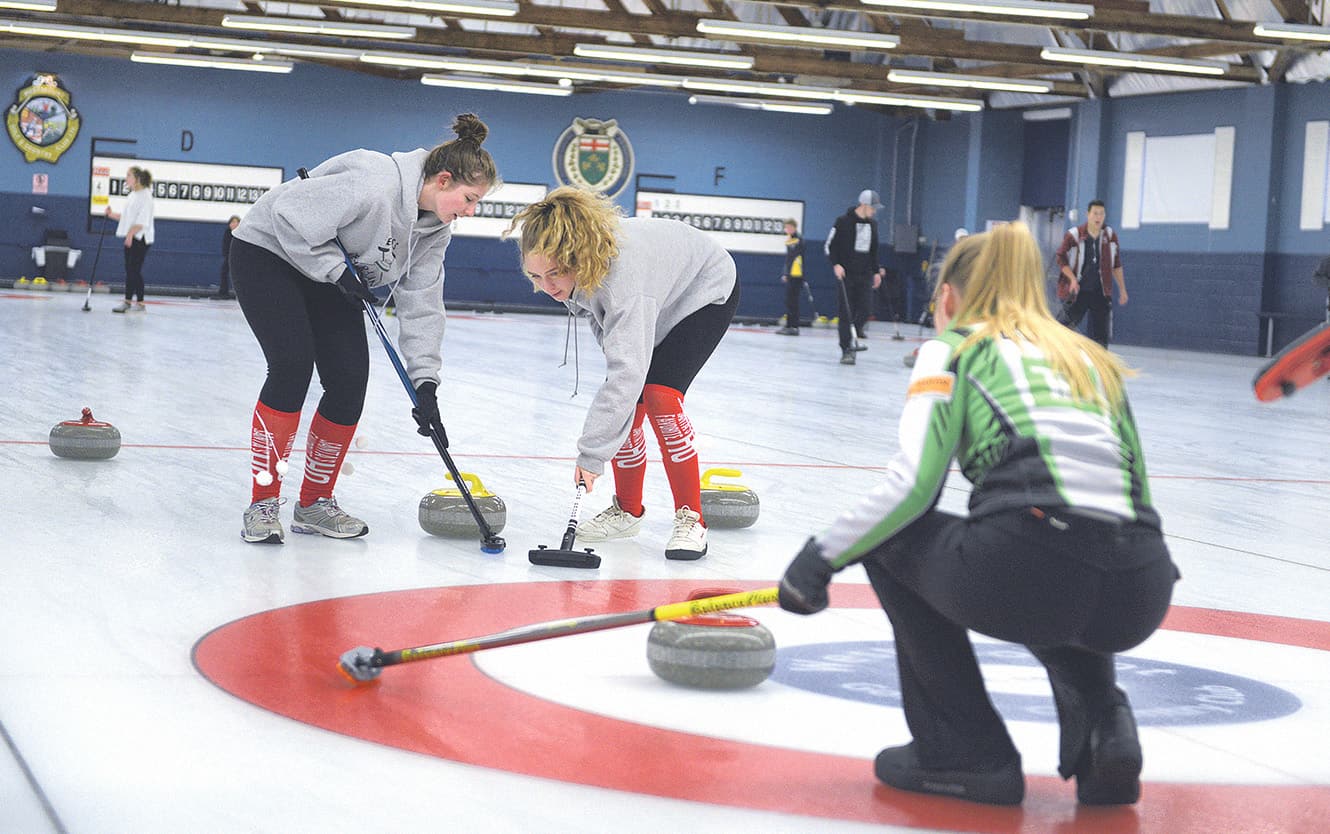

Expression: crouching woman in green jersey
xmin=779 ymin=221 xmax=1179 ymax=808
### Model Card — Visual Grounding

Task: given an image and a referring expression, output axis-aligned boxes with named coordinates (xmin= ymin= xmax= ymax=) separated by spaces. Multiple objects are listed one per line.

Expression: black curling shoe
xmin=874 ymin=743 xmax=1024 ymax=806
xmin=1075 ymin=701 xmax=1143 ymax=805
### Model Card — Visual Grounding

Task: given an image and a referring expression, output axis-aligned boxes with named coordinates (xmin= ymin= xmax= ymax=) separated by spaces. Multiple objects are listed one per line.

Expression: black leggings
xmin=643 ymin=281 xmax=740 ymax=395
xmin=123 ymin=239 xmax=149 ymax=301
xmin=230 ymin=238 xmax=369 ymax=425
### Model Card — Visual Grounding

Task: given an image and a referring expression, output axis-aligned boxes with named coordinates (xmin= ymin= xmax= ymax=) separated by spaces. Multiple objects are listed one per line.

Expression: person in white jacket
xmin=106 ymin=166 xmax=154 ymax=313
xmin=508 ymin=187 xmax=738 ymax=560
xmin=231 ymin=113 xmax=499 ymax=545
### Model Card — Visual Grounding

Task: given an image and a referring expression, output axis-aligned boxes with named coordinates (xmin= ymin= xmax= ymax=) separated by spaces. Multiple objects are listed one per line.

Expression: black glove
xmin=336 ymin=266 xmax=376 ymax=308
xmin=779 ymin=537 xmax=835 ymax=615
xmin=412 ymin=381 xmax=447 ymax=444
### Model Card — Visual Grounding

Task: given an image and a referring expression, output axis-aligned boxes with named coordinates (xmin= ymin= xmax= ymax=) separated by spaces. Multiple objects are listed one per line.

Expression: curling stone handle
xmin=445 ymin=471 xmax=492 ymax=498
xmin=701 ymin=467 xmax=746 ymax=491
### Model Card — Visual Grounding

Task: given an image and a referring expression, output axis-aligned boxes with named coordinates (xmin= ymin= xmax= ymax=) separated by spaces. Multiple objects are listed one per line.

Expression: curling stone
xmin=49 ymin=408 xmax=121 ymax=460
xmin=419 ymin=472 xmax=506 ymax=537
xmin=15 ymin=276 xmax=30 ymax=289
xmin=32 ymin=276 xmax=49 ymax=290
xmin=647 ymin=611 xmax=776 ymax=690
xmin=903 ymin=347 xmax=919 ymax=369
xmin=92 ymin=281 xmax=110 ymax=294
xmin=699 ymin=468 xmax=759 ymax=529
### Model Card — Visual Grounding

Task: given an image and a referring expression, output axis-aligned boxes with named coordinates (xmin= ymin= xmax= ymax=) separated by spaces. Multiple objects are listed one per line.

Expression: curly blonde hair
xmin=505 ymin=187 xmax=621 ymax=294
xmin=938 ymin=221 xmax=1132 ymax=408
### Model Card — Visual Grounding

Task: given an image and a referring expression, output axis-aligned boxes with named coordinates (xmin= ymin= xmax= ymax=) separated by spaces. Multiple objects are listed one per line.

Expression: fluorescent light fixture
xmin=573 ymin=43 xmax=754 ymax=70
xmin=860 ymin=0 xmax=1092 ymax=20
xmin=695 ymin=19 xmax=899 ymax=50
xmin=688 ymin=94 xmax=832 ymax=115
xmin=421 ymin=73 xmax=574 ymax=96
xmin=221 ymin=15 xmax=416 ymax=39
xmin=0 ymin=18 xmax=368 ymax=58
xmin=681 ymin=77 xmax=839 ymax=100
xmin=522 ymin=64 xmax=686 ymax=87
xmin=836 ymin=88 xmax=983 ymax=112
xmin=1022 ymin=106 xmax=1072 ymax=121
xmin=264 ymin=43 xmax=365 ymax=60
xmin=0 ymin=19 xmax=199 ymax=48
xmin=320 ymin=0 xmax=518 ymax=17
xmin=131 ymin=51 xmax=294 ymax=73
xmin=1253 ymin=22 xmax=1330 ymax=44
xmin=361 ymin=51 xmax=471 ymax=70
xmin=1040 ymin=46 xmax=1228 ymax=75
xmin=887 ymin=68 xmax=1053 ymax=93
xmin=362 ymin=52 xmax=688 ymax=85
xmin=0 ymin=0 xmax=57 ymax=11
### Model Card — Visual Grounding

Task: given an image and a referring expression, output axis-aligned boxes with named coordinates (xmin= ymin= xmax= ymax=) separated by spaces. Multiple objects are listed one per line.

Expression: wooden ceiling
xmin=1 ymin=0 xmax=1327 ymax=111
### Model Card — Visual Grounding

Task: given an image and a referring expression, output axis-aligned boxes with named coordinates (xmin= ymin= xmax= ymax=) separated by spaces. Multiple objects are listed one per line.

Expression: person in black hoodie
xmin=827 ymin=190 xmax=884 ymax=364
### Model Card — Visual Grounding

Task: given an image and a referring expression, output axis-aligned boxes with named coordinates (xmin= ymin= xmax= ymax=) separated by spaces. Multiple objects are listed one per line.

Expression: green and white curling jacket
xmin=818 ymin=327 xmax=1160 ymax=570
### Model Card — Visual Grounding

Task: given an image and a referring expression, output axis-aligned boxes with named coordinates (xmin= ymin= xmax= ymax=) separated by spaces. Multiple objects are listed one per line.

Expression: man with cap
xmin=827 ymin=189 xmax=885 ymax=365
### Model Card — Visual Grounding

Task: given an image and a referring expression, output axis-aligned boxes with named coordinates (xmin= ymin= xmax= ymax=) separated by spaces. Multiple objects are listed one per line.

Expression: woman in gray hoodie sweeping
xmin=231 ymin=114 xmax=499 ymax=544
xmin=508 ymin=187 xmax=738 ymax=561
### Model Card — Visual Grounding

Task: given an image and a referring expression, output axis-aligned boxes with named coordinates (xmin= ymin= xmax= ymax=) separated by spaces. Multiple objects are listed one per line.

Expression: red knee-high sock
xmin=299 ymin=411 xmax=357 ymax=507
xmin=611 ymin=403 xmax=649 ymax=517
xmin=643 ymin=384 xmax=703 ymax=518
xmin=251 ymin=402 xmax=300 ymax=503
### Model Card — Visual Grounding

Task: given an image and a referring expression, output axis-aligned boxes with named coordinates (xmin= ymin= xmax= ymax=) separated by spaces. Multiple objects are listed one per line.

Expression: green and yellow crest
xmin=7 ymin=72 xmax=81 ymax=163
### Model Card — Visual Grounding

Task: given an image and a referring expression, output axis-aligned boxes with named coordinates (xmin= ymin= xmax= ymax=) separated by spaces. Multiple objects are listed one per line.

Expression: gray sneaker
xmin=292 ymin=496 xmax=368 ymax=539
xmin=112 ymin=300 xmax=131 ymax=313
xmin=242 ymin=497 xmax=285 ymax=544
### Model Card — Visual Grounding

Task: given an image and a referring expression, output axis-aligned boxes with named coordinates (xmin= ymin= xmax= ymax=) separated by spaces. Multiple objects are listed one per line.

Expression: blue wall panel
xmin=915 ymin=117 xmax=969 ymax=246
xmin=1022 ymin=117 xmax=1069 ymax=208
xmin=5 ymin=45 xmax=1329 ymax=354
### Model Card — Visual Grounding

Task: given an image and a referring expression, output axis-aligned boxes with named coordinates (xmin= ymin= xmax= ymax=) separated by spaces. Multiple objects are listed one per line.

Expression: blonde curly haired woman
xmin=508 ymin=187 xmax=738 ymax=560
xmin=779 ymin=221 xmax=1178 ymax=807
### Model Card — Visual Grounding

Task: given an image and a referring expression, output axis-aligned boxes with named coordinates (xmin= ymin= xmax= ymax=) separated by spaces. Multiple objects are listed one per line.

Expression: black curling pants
xmin=837 ymin=271 xmax=873 ymax=350
xmin=1059 ymin=288 xmax=1113 ymax=347
xmin=861 ymin=507 xmax=1178 ymax=774
xmin=229 ymin=238 xmax=370 ymax=426
xmin=783 ymin=277 xmax=805 ymax=328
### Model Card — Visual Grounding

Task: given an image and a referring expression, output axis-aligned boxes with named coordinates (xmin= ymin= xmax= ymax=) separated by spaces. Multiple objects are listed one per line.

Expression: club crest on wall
xmin=6 ymin=72 xmax=81 ymax=163
xmin=552 ymin=117 xmax=634 ymax=197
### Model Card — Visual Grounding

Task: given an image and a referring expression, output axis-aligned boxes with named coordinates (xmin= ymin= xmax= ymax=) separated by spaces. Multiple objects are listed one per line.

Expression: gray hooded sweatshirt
xmin=233 ymin=148 xmax=451 ymax=386
xmin=562 ymin=217 xmax=737 ymax=474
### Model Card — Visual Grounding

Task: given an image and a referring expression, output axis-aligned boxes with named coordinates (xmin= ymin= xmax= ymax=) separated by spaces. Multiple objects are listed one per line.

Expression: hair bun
xmin=451 ymin=113 xmax=488 ymax=145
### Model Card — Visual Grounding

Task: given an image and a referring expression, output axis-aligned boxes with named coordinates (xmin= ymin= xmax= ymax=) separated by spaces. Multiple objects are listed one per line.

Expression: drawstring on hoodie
xmin=560 ymin=308 xmax=580 ymax=398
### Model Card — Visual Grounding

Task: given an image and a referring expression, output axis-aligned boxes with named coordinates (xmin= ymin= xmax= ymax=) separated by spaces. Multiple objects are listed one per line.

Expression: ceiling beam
xmin=44 ymin=0 xmax=1261 ymax=85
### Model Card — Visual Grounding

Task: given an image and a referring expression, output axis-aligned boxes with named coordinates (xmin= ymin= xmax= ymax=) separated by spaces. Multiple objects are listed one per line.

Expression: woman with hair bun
xmin=779 ymin=221 xmax=1178 ymax=808
xmin=231 ymin=114 xmax=499 ymax=544
xmin=106 ymin=165 xmax=154 ymax=313
xmin=507 ymin=186 xmax=738 ymax=561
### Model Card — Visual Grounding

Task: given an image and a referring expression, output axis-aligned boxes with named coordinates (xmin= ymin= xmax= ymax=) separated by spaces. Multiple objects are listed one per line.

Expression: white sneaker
xmin=576 ymin=496 xmax=642 ymax=542
xmin=112 ymin=301 xmax=130 ymax=313
xmin=133 ymin=302 xmax=147 ymax=312
xmin=665 ymin=506 xmax=707 ymax=561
